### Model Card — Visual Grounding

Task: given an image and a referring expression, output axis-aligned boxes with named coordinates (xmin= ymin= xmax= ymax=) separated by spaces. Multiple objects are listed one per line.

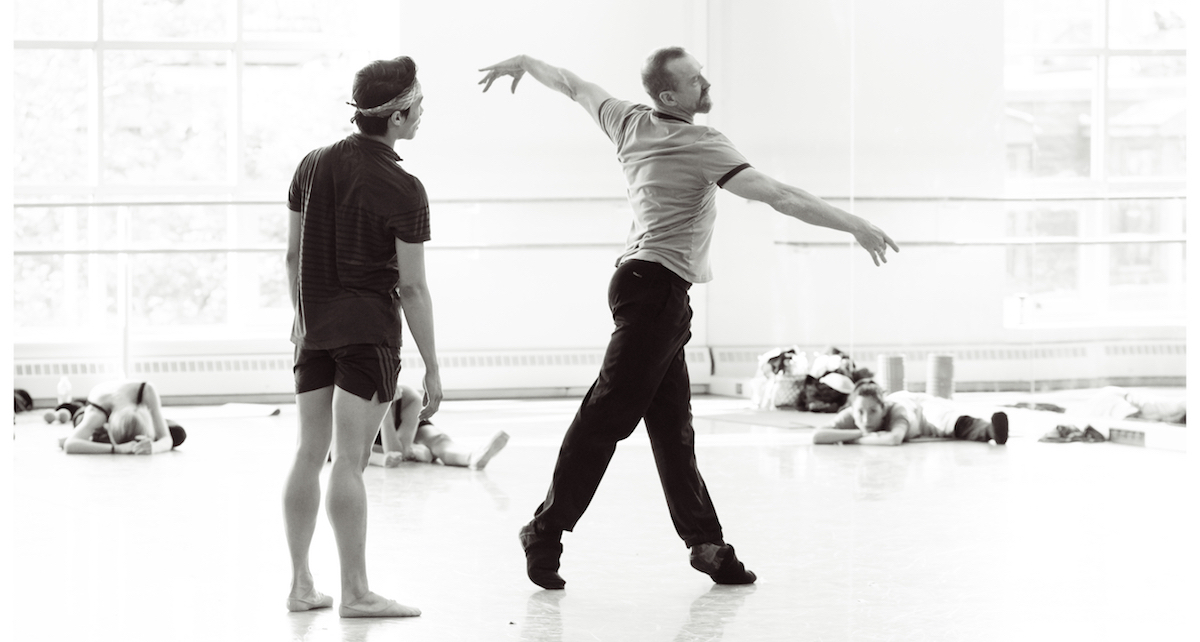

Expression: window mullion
xmin=93 ymin=0 xmax=104 ymax=192
xmin=1092 ymin=55 xmax=1107 ymax=188
xmin=1091 ymin=0 xmax=1108 ymax=188
xmin=232 ymin=0 xmax=244 ymax=190
xmin=228 ymin=0 xmax=244 ymax=325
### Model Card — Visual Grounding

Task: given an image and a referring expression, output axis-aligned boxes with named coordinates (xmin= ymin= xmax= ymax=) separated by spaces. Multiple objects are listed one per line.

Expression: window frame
xmin=1003 ymin=0 xmax=1188 ymax=199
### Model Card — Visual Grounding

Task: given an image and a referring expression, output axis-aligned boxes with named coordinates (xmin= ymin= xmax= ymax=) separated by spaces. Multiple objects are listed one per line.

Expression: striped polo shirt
xmin=287 ymin=133 xmax=431 ymax=350
xmin=597 ymin=99 xmax=751 ymax=284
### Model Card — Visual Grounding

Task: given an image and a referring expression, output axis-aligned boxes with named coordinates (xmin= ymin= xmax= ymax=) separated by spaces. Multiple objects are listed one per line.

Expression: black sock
xmin=520 ymin=522 xmax=565 ymax=590
xmin=690 ymin=543 xmax=756 ymax=585
xmin=990 ymin=412 xmax=1009 ymax=445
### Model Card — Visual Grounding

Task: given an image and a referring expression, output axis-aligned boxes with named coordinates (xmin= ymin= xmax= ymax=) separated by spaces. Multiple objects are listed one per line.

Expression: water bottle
xmin=57 ymin=376 xmax=73 ymax=405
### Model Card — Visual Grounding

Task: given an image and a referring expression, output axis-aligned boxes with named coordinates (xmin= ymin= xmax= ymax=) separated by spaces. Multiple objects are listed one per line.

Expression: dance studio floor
xmin=9 ymin=391 xmax=1193 ymax=641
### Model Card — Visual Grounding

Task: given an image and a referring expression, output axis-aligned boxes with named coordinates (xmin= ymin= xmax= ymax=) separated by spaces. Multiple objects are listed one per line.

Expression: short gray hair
xmin=641 ymin=46 xmax=689 ymax=106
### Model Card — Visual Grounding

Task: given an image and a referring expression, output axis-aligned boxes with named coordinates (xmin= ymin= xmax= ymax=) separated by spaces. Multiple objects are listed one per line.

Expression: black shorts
xmin=294 ymin=344 xmax=401 ymax=403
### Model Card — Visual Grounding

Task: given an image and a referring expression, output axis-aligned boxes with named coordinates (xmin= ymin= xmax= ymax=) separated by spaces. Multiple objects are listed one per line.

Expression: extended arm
xmin=723 ymin=168 xmax=899 ymax=266
xmin=812 ymin=409 xmax=866 ymax=445
xmin=62 ymin=408 xmax=115 ymax=454
xmin=395 ymin=239 xmax=442 ymax=420
xmin=379 ymin=389 xmax=420 ymax=455
xmin=140 ymin=383 xmax=173 ymax=454
xmin=812 ymin=409 xmax=908 ymax=446
xmin=370 ymin=387 xmax=433 ymax=467
xmin=61 ymin=406 xmax=147 ymax=454
xmin=812 ymin=426 xmax=866 ymax=444
xmin=479 ymin=55 xmax=613 ymax=125
xmin=855 ymin=426 xmax=907 ymax=446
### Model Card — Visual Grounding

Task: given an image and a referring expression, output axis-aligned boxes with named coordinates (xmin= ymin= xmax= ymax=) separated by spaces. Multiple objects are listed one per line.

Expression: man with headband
xmin=479 ymin=49 xmax=898 ymax=590
xmin=283 ymin=56 xmax=439 ymax=618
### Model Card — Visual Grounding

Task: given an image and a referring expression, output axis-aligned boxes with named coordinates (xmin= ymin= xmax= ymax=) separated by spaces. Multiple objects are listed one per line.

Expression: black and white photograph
xmin=5 ymin=1 xmax=1196 ymax=640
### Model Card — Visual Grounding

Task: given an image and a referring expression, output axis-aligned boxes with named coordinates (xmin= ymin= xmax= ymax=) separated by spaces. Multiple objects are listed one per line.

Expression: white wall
xmin=706 ymin=0 xmax=1008 ymax=348
xmin=13 ymin=0 xmax=1185 ymax=401
xmin=398 ymin=0 xmax=704 ymax=201
xmin=699 ymin=0 xmax=1183 ymax=382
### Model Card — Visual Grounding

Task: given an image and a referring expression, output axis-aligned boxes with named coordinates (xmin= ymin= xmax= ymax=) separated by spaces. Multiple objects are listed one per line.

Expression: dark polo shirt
xmin=287 ymin=133 xmax=431 ymax=350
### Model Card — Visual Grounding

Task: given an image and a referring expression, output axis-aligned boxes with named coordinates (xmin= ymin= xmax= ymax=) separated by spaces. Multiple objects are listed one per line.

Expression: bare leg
xmin=368 ymin=396 xmax=407 ymax=468
xmin=368 ymin=387 xmax=422 ymax=467
xmin=283 ymin=386 xmax=336 ymax=611
xmin=326 ymin=386 xmax=420 ymax=618
xmin=468 ymin=431 xmax=510 ymax=469
xmin=423 ymin=433 xmax=469 ymax=467
xmin=418 ymin=429 xmax=509 ymax=469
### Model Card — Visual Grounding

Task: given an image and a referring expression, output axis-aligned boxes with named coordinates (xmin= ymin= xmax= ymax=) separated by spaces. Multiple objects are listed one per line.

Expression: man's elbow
xmin=397 ymin=282 xmax=429 ymax=301
xmin=763 ymin=185 xmax=794 ymax=213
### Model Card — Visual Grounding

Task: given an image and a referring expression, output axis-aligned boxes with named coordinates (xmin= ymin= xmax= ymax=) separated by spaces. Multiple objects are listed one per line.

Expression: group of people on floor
xmin=54 ymin=379 xmax=508 ymax=471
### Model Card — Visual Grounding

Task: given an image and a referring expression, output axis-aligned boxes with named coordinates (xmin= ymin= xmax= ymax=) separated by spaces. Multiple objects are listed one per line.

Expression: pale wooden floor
xmin=8 ymin=391 xmax=1193 ymax=641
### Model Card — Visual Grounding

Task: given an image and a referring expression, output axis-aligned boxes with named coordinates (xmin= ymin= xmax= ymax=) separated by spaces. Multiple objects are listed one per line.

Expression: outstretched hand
xmin=478 ymin=56 xmax=527 ymax=93
xmin=853 ymin=223 xmax=900 ymax=266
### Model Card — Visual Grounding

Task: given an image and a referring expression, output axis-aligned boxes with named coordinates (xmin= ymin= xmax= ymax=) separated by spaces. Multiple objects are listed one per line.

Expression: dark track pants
xmin=531 ymin=259 xmax=724 ymax=547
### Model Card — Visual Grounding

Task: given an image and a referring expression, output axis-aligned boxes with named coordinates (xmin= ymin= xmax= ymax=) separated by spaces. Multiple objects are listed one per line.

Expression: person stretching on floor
xmin=370 ymin=383 xmax=509 ymax=469
xmin=60 ymin=380 xmax=185 ymax=454
xmin=812 ymin=380 xmax=1008 ymax=446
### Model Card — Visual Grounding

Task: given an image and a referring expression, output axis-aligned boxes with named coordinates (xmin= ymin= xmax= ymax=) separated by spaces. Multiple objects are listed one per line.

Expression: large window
xmin=13 ymin=0 xmax=400 ymax=341
xmin=1003 ymin=0 xmax=1187 ymax=327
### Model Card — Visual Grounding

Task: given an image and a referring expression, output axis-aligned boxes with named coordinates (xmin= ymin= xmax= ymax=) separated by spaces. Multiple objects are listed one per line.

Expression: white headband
xmin=349 ymin=80 xmax=422 ymax=119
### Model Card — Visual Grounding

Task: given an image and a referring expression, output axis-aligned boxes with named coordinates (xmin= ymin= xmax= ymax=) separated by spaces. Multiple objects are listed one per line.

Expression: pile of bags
xmin=750 ymin=346 xmax=874 ymax=412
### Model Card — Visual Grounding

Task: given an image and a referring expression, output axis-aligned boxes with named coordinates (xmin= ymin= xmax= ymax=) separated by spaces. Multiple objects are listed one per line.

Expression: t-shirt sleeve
xmin=597 ymin=98 xmax=642 ymax=144
xmin=287 ymin=151 xmax=315 ymax=212
xmin=697 ymin=131 xmax=751 ymax=187
xmin=383 ymin=177 xmax=431 ymax=244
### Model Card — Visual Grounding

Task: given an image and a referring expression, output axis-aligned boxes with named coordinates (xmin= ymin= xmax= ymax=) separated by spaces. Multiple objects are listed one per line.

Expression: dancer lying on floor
xmin=59 ymin=380 xmax=185 ymax=454
xmin=370 ymin=384 xmax=509 ymax=469
xmin=812 ymin=380 xmax=1008 ymax=446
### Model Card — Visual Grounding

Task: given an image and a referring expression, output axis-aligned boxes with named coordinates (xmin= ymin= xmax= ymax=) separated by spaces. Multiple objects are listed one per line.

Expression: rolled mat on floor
xmin=925 ymin=354 xmax=954 ymax=399
xmin=876 ymin=354 xmax=906 ymax=394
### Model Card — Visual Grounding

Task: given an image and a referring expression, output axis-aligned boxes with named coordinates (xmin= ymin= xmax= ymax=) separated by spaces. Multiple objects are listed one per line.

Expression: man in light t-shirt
xmin=479 ymin=47 xmax=898 ymax=590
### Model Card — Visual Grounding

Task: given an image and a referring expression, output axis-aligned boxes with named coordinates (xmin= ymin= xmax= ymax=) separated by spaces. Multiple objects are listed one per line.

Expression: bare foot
xmin=469 ymin=431 xmax=510 ymax=470
xmin=286 ymin=590 xmax=333 ymax=612
xmin=384 ymin=451 xmax=405 ymax=468
xmin=339 ymin=592 xmax=421 ymax=618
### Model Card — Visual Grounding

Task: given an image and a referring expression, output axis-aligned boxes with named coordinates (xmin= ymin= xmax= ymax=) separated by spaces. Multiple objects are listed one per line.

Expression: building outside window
xmin=12 ymin=0 xmax=398 ymax=343
xmin=1003 ymin=0 xmax=1187 ymax=328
